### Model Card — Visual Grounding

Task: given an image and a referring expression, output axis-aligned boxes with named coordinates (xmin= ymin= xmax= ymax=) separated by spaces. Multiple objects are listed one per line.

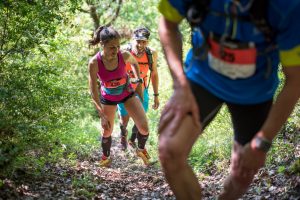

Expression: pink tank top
xmin=97 ymin=51 xmax=133 ymax=102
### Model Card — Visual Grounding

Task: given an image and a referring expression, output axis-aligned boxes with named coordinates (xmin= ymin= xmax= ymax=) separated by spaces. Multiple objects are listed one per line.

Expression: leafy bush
xmin=0 ymin=0 xmax=83 ymax=171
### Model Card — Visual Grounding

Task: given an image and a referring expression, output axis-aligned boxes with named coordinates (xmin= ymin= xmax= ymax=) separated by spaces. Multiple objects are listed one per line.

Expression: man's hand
xmin=152 ymin=96 xmax=159 ymax=110
xmin=241 ymin=143 xmax=267 ymax=171
xmin=158 ymin=84 xmax=200 ymax=135
xmin=231 ymin=142 xmax=266 ymax=180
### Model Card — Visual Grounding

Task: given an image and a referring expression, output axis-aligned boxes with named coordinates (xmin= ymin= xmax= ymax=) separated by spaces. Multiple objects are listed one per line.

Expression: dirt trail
xmin=0 ymin=136 xmax=299 ymax=199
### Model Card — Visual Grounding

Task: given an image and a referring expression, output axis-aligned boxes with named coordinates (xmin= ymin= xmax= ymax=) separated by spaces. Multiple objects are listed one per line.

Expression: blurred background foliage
xmin=0 ymin=0 xmax=299 ymax=177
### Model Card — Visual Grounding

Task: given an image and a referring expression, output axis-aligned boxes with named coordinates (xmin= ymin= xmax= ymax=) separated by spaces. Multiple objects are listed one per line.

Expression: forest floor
xmin=0 ymin=136 xmax=299 ymax=200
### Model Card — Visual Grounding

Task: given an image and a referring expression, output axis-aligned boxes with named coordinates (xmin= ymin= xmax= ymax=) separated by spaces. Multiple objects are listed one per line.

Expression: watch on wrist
xmin=136 ymin=78 xmax=143 ymax=84
xmin=253 ymin=136 xmax=272 ymax=153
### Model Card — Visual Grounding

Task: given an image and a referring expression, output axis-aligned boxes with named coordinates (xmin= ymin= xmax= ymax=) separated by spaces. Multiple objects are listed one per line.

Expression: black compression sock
xmin=137 ymin=132 xmax=149 ymax=149
xmin=120 ymin=125 xmax=127 ymax=137
xmin=101 ymin=136 xmax=112 ymax=157
xmin=130 ymin=124 xmax=138 ymax=142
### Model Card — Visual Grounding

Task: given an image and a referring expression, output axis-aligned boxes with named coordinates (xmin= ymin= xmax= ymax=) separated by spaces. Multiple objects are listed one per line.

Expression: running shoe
xmin=99 ymin=155 xmax=111 ymax=167
xmin=136 ymin=148 xmax=151 ymax=166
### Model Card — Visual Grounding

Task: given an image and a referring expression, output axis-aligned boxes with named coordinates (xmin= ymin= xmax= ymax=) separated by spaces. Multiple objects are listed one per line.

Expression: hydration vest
xmin=126 ymin=44 xmax=153 ymax=89
xmin=186 ymin=0 xmax=277 ymax=67
xmin=186 ymin=0 xmax=274 ymax=41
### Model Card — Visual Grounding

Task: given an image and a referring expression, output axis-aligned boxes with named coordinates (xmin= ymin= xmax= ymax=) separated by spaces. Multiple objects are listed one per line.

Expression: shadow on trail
xmin=0 ymin=136 xmax=175 ymax=200
xmin=0 ymin=135 xmax=299 ymax=199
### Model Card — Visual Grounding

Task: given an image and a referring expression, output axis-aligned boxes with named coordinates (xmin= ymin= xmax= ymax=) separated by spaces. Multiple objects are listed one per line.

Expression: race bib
xmin=102 ymin=77 xmax=127 ymax=89
xmin=208 ymin=35 xmax=257 ymax=79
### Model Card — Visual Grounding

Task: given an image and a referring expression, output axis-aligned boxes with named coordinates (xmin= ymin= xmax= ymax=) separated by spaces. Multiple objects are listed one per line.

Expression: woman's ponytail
xmin=89 ymin=25 xmax=120 ymax=46
xmin=89 ymin=26 xmax=106 ymax=46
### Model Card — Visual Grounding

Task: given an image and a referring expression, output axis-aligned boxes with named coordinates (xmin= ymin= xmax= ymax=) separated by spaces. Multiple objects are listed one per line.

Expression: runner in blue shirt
xmin=157 ymin=0 xmax=300 ymax=199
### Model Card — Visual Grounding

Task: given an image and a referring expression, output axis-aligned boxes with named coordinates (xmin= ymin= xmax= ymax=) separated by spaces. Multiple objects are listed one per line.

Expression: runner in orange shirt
xmin=117 ymin=27 xmax=159 ymax=153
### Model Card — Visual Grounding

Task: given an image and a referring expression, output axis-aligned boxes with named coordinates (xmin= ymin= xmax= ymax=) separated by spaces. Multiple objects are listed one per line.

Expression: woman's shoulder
xmin=120 ymin=49 xmax=131 ymax=61
xmin=89 ymin=53 xmax=99 ymax=68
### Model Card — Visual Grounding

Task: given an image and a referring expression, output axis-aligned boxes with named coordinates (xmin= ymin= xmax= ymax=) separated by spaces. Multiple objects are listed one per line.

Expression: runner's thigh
xmin=189 ymin=80 xmax=223 ymax=129
xmin=124 ymin=96 xmax=147 ymax=128
xmin=227 ymin=100 xmax=273 ymax=145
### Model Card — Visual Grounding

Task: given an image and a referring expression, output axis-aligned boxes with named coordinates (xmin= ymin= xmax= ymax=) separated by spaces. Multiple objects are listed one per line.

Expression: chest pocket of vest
xmin=128 ymin=62 xmax=149 ymax=77
xmin=208 ymin=34 xmax=257 ymax=80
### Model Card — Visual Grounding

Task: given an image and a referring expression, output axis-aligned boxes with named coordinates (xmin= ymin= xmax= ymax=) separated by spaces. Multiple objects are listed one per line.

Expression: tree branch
xmin=89 ymin=5 xmax=99 ymax=29
xmin=106 ymin=0 xmax=122 ymax=27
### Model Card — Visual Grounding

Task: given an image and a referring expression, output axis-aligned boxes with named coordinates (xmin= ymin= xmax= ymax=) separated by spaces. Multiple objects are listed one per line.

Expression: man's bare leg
xmin=159 ymin=115 xmax=202 ymax=200
xmin=218 ymin=142 xmax=258 ymax=200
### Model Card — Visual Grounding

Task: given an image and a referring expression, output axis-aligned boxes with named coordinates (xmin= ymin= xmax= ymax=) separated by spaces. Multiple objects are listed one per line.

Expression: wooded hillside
xmin=0 ymin=0 xmax=299 ymax=199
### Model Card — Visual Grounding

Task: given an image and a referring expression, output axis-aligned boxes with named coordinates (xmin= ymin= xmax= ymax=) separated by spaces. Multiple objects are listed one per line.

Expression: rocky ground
xmin=0 ymin=137 xmax=299 ymax=200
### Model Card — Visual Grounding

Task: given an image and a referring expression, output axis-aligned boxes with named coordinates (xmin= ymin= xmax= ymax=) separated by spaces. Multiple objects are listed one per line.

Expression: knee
xmin=137 ymin=121 xmax=149 ymax=135
xmin=158 ymin=137 xmax=186 ymax=172
xmin=102 ymin=129 xmax=113 ymax=138
xmin=120 ymin=115 xmax=129 ymax=126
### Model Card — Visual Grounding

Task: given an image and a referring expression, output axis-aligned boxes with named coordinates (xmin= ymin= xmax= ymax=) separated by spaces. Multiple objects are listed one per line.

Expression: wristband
xmin=153 ymin=93 xmax=159 ymax=97
xmin=252 ymin=136 xmax=272 ymax=153
xmin=136 ymin=78 xmax=143 ymax=84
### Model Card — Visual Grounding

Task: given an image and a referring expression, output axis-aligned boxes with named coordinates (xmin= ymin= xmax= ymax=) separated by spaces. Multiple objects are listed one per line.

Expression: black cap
xmin=133 ymin=27 xmax=150 ymax=40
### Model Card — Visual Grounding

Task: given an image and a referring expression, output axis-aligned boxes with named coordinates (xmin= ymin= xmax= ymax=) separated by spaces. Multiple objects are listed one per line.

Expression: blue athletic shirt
xmin=159 ymin=0 xmax=300 ymax=104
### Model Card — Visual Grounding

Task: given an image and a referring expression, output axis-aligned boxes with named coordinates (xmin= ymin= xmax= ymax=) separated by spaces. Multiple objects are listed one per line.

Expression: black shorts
xmin=189 ymin=80 xmax=273 ymax=145
xmin=100 ymin=92 xmax=135 ymax=105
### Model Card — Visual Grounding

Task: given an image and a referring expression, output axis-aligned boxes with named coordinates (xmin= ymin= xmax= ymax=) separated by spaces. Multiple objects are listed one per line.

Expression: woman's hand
xmin=98 ymin=112 xmax=111 ymax=130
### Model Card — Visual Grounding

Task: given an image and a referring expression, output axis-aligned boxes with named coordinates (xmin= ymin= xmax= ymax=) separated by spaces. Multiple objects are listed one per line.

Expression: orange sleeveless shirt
xmin=126 ymin=51 xmax=150 ymax=90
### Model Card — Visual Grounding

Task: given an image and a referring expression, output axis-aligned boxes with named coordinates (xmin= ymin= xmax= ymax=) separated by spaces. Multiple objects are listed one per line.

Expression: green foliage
xmin=0 ymin=0 xmax=81 ymax=62
xmin=282 ymin=101 xmax=300 ymax=136
xmin=117 ymin=0 xmax=159 ymax=29
xmin=0 ymin=141 xmax=21 ymax=168
xmin=0 ymin=0 xmax=84 ymax=172
xmin=72 ymin=172 xmax=97 ymax=198
xmin=1 ymin=0 xmax=299 ymax=181
xmin=277 ymin=166 xmax=286 ymax=173
xmin=189 ymin=106 xmax=232 ymax=172
xmin=289 ymin=158 xmax=300 ymax=175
